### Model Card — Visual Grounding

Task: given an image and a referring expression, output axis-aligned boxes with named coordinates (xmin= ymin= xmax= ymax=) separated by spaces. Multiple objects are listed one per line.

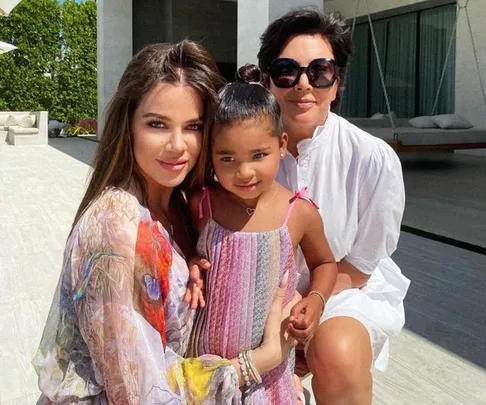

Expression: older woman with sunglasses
xmin=258 ymin=9 xmax=410 ymax=405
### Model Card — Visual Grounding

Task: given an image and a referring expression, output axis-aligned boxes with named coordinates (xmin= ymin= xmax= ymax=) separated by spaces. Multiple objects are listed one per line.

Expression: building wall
xmin=454 ymin=1 xmax=486 ymax=129
xmin=172 ymin=0 xmax=237 ymax=64
xmin=325 ymin=0 xmax=450 ymax=18
xmin=133 ymin=0 xmax=236 ymax=63
xmin=97 ymin=0 xmax=132 ymax=138
xmin=133 ymin=0 xmax=172 ymax=53
xmin=325 ymin=0 xmax=486 ymax=129
xmin=237 ymin=0 xmax=323 ymax=67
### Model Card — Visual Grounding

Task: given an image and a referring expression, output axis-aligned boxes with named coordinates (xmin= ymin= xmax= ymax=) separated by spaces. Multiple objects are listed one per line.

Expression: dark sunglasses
xmin=268 ymin=58 xmax=339 ymax=89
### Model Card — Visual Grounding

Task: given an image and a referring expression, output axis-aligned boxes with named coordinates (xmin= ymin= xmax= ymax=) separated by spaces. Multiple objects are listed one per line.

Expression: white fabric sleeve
xmin=345 ymin=144 xmax=405 ymax=275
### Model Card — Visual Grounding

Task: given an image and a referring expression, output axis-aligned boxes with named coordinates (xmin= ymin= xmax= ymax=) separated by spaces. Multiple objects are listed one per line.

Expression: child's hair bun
xmin=235 ymin=64 xmax=262 ymax=84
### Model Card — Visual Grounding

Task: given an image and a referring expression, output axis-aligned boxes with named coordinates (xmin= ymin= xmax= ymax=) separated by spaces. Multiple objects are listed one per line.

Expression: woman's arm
xmin=332 ymin=259 xmax=371 ymax=295
xmin=344 ymin=143 xmax=405 ymax=276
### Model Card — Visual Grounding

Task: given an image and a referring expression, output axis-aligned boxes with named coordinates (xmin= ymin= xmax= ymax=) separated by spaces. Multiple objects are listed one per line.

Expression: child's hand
xmin=184 ymin=256 xmax=210 ymax=309
xmin=288 ymin=295 xmax=324 ymax=343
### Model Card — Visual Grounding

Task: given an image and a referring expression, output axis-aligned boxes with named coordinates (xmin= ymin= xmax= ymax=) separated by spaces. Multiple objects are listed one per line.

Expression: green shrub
xmin=0 ymin=0 xmax=97 ymax=126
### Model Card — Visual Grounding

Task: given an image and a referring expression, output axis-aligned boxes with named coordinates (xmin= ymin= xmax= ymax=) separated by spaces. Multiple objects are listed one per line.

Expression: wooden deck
xmin=400 ymin=151 xmax=486 ymax=249
xmin=303 ymin=231 xmax=486 ymax=405
xmin=304 ymin=150 xmax=486 ymax=404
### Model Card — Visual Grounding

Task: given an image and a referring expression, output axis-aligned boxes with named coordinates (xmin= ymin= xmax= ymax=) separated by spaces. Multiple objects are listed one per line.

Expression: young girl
xmin=188 ymin=65 xmax=338 ymax=404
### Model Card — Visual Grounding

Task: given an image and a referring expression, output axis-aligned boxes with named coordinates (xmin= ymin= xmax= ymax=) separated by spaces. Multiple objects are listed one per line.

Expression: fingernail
xmin=279 ymin=270 xmax=289 ymax=288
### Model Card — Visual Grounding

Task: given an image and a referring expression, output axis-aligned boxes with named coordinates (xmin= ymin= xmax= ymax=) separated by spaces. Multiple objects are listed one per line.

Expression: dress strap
xmin=198 ymin=186 xmax=213 ymax=219
xmin=283 ymin=187 xmax=319 ymax=226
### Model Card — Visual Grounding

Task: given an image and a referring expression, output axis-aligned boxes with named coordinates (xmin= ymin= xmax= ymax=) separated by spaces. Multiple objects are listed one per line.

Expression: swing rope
xmin=337 ymin=0 xmax=360 ymax=116
xmin=364 ymin=0 xmax=396 ymax=136
xmin=340 ymin=0 xmax=396 ymax=138
xmin=432 ymin=0 xmax=486 ymax=114
xmin=464 ymin=1 xmax=486 ymax=109
xmin=431 ymin=2 xmax=461 ymax=115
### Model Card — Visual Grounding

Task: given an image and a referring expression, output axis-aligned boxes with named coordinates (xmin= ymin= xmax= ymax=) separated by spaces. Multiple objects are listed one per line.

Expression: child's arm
xmin=183 ymin=190 xmax=211 ymax=309
xmin=289 ymin=201 xmax=337 ymax=342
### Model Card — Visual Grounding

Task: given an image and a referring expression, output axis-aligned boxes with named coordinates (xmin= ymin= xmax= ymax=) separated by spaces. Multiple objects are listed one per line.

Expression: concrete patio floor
xmin=1 ymin=138 xmax=485 ymax=404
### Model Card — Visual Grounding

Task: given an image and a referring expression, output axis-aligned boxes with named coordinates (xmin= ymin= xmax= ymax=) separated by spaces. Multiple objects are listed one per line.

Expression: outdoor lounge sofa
xmin=348 ymin=116 xmax=486 ymax=152
xmin=0 ymin=111 xmax=48 ymax=145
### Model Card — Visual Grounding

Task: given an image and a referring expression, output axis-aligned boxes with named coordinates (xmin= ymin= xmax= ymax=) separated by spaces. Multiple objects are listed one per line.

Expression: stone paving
xmin=0 ymin=138 xmax=95 ymax=405
xmin=1 ymin=138 xmax=485 ymax=405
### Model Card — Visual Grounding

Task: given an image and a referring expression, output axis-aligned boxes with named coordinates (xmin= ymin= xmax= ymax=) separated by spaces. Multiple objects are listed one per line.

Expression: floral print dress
xmin=32 ymin=187 xmax=238 ymax=405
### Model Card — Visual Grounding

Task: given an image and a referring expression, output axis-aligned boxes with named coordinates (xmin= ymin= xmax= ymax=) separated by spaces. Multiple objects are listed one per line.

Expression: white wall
xmin=454 ymin=1 xmax=486 ymax=129
xmin=237 ymin=0 xmax=324 ymax=67
xmin=97 ymin=0 xmax=132 ymax=139
xmin=325 ymin=0 xmax=486 ymax=131
xmin=325 ymin=0 xmax=433 ymax=17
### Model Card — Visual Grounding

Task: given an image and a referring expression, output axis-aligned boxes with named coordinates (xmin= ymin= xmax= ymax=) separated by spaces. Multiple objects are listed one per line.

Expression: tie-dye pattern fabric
xmin=32 ymin=187 xmax=238 ymax=404
xmin=191 ymin=217 xmax=299 ymax=404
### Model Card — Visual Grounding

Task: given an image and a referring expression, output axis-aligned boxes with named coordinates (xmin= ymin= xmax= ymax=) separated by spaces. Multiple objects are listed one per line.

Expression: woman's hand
xmin=184 ymin=256 xmax=210 ymax=309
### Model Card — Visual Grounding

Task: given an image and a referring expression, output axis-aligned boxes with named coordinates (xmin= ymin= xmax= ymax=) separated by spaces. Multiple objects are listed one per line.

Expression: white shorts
xmin=301 ymin=257 xmax=410 ymax=371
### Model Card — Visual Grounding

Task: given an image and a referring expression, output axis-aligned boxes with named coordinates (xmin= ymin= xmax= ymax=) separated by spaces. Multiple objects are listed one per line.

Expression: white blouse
xmin=277 ymin=112 xmax=405 ymax=276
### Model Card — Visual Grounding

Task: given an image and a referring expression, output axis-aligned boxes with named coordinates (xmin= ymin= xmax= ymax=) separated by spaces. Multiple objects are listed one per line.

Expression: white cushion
xmin=18 ymin=114 xmax=36 ymax=128
xmin=371 ymin=111 xmax=398 ymax=120
xmin=0 ymin=115 xmax=9 ymax=126
xmin=5 ymin=115 xmax=19 ymax=127
xmin=408 ymin=116 xmax=438 ymax=129
xmin=431 ymin=114 xmax=473 ymax=129
xmin=9 ymin=126 xmax=39 ymax=134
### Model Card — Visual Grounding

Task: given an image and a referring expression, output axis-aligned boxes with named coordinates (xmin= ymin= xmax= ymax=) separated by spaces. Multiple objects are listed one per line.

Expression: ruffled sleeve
xmin=34 ymin=188 xmax=238 ymax=405
xmin=344 ymin=145 xmax=405 ymax=275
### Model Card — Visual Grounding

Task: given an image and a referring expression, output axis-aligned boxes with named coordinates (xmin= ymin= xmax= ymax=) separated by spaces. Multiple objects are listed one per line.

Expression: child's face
xmin=211 ymin=117 xmax=287 ymax=201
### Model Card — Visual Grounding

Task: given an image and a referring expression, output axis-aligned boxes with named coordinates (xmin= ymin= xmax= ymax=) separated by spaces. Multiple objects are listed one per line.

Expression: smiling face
xmin=211 ymin=117 xmax=287 ymax=203
xmin=131 ymin=82 xmax=204 ymax=198
xmin=269 ymin=34 xmax=339 ymax=140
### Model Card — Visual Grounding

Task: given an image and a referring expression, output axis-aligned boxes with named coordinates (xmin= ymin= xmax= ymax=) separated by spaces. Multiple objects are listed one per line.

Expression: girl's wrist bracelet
xmin=308 ymin=290 xmax=326 ymax=312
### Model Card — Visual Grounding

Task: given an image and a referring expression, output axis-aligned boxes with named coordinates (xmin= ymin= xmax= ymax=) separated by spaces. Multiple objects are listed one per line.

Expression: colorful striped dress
xmin=190 ymin=188 xmax=301 ymax=404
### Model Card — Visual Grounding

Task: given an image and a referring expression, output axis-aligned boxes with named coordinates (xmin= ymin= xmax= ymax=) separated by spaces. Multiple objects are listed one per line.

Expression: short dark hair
xmin=214 ymin=64 xmax=283 ymax=137
xmin=258 ymin=8 xmax=353 ymax=87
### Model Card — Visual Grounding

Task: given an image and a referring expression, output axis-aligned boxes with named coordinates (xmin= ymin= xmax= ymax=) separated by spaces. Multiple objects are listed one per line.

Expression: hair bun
xmin=235 ymin=64 xmax=262 ymax=84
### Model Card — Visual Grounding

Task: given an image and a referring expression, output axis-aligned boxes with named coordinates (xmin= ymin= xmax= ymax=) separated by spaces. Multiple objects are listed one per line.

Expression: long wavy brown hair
xmin=71 ymin=41 xmax=225 ymax=232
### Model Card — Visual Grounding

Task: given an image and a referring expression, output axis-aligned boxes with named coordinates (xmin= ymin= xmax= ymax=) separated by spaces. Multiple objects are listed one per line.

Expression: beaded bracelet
xmin=237 ymin=352 xmax=252 ymax=387
xmin=243 ymin=351 xmax=256 ymax=385
xmin=246 ymin=350 xmax=262 ymax=384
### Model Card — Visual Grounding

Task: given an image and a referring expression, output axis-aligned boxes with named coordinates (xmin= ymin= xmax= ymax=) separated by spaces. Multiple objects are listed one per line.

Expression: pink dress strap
xmin=198 ymin=186 xmax=213 ymax=219
xmin=283 ymin=186 xmax=319 ymax=225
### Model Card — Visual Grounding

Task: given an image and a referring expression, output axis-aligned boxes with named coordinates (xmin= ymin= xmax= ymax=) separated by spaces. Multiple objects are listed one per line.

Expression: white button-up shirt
xmin=277 ymin=112 xmax=405 ymax=277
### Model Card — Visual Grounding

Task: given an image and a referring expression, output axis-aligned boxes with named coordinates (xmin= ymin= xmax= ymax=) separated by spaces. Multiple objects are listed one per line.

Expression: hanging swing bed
xmin=345 ymin=0 xmax=486 ymax=152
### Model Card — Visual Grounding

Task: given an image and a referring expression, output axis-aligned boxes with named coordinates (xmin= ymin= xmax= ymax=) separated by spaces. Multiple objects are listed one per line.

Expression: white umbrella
xmin=0 ymin=0 xmax=22 ymax=16
xmin=0 ymin=40 xmax=17 ymax=54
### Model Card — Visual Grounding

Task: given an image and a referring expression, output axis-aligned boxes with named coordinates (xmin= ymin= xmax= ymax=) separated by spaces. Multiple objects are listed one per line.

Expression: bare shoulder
xmin=293 ymin=197 xmax=323 ymax=227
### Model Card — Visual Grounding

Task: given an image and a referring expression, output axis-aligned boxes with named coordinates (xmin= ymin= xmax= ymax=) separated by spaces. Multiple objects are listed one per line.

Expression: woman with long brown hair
xmin=33 ymin=41 xmax=298 ymax=405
